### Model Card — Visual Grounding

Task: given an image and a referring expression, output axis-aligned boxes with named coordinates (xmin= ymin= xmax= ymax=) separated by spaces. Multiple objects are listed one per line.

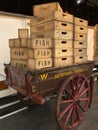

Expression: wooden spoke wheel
xmin=18 ymin=92 xmax=35 ymax=106
xmin=56 ymin=74 xmax=90 ymax=130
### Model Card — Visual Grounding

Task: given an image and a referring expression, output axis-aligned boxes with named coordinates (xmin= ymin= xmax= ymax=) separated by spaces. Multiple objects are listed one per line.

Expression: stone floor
xmin=0 ymin=81 xmax=98 ymax=130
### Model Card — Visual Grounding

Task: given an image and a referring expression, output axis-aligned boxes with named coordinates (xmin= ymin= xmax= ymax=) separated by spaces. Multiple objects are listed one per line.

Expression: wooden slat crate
xmin=10 ymin=48 xmax=28 ymax=60
xmin=53 ymin=39 xmax=73 ymax=48
xmin=74 ymin=48 xmax=87 ymax=56
xmin=9 ymin=39 xmax=15 ymax=48
xmin=20 ymin=38 xmax=28 ymax=47
xmin=74 ymin=41 xmax=87 ymax=48
xmin=27 ymin=38 xmax=52 ymax=48
xmin=74 ymin=25 xmax=88 ymax=34
xmin=74 ymin=34 xmax=87 ymax=41
xmin=28 ymin=49 xmax=52 ymax=58
xmin=9 ymin=38 xmax=28 ymax=48
xmin=30 ymin=11 xmax=74 ymax=26
xmin=94 ymin=33 xmax=98 ymax=41
xmin=14 ymin=39 xmax=20 ymax=48
xmin=33 ymin=2 xmax=63 ymax=17
xmin=30 ymin=21 xmax=73 ymax=33
xmin=94 ymin=49 xmax=98 ymax=55
xmin=28 ymin=58 xmax=52 ymax=70
xmin=74 ymin=55 xmax=87 ymax=64
xmin=54 ymin=48 xmax=73 ymax=57
xmin=11 ymin=59 xmax=28 ymax=70
xmin=74 ymin=17 xmax=88 ymax=27
xmin=18 ymin=29 xmax=29 ymax=38
xmin=53 ymin=56 xmax=73 ymax=67
xmin=93 ymin=56 xmax=98 ymax=64
xmin=31 ymin=30 xmax=73 ymax=40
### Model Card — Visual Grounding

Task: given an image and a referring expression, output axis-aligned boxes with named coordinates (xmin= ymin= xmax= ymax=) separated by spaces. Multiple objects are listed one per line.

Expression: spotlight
xmin=77 ymin=0 xmax=82 ymax=4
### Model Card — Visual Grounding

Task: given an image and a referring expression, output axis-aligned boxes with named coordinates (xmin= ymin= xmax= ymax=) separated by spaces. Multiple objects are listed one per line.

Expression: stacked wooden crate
xmin=9 ymin=30 xmax=52 ymax=70
xmin=73 ymin=17 xmax=88 ymax=64
xmin=27 ymin=38 xmax=52 ymax=70
xmin=93 ymin=24 xmax=98 ymax=64
xmin=30 ymin=2 xmax=74 ymax=67
xmin=9 ymin=29 xmax=29 ymax=70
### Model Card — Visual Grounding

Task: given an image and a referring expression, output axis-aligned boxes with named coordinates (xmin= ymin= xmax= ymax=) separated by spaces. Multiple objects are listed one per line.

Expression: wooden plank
xmin=74 ymin=48 xmax=87 ymax=55
xmin=53 ymin=39 xmax=73 ymax=48
xmin=54 ymin=48 xmax=73 ymax=57
xmin=11 ymin=59 xmax=28 ymax=70
xmin=74 ymin=55 xmax=87 ymax=64
xmin=74 ymin=25 xmax=88 ymax=34
xmin=30 ymin=11 xmax=74 ymax=26
xmin=28 ymin=49 xmax=52 ymax=58
xmin=9 ymin=39 xmax=15 ymax=48
xmin=27 ymin=38 xmax=52 ymax=48
xmin=74 ymin=34 xmax=87 ymax=41
xmin=20 ymin=38 xmax=27 ymax=47
xmin=74 ymin=17 xmax=88 ymax=27
xmin=33 ymin=2 xmax=63 ymax=17
xmin=0 ymin=81 xmax=8 ymax=90
xmin=31 ymin=30 xmax=73 ymax=40
xmin=28 ymin=58 xmax=52 ymax=69
xmin=53 ymin=56 xmax=73 ymax=67
xmin=74 ymin=41 xmax=87 ymax=48
xmin=30 ymin=21 xmax=73 ymax=33
xmin=18 ymin=29 xmax=29 ymax=38
xmin=10 ymin=48 xmax=28 ymax=60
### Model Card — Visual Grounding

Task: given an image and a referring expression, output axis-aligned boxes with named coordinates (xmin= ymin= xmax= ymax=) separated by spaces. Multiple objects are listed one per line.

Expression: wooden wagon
xmin=4 ymin=61 xmax=96 ymax=130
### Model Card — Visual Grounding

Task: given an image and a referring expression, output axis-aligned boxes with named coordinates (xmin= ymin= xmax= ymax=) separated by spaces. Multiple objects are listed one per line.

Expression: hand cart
xmin=4 ymin=61 xmax=96 ymax=130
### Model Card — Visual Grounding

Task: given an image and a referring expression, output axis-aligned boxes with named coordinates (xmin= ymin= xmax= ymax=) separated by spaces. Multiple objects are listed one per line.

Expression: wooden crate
xmin=30 ymin=11 xmax=73 ymax=26
xmin=27 ymin=38 xmax=52 ymax=48
xmin=53 ymin=39 xmax=73 ymax=48
xmin=9 ymin=39 xmax=15 ymax=48
xmin=74 ymin=55 xmax=87 ymax=64
xmin=28 ymin=49 xmax=52 ymax=58
xmin=74 ymin=17 xmax=88 ymax=27
xmin=9 ymin=38 xmax=28 ymax=48
xmin=20 ymin=38 xmax=27 ymax=47
xmin=74 ymin=48 xmax=87 ymax=56
xmin=14 ymin=39 xmax=20 ymax=48
xmin=74 ymin=34 xmax=87 ymax=41
xmin=74 ymin=41 xmax=87 ymax=48
xmin=11 ymin=59 xmax=28 ymax=70
xmin=30 ymin=21 xmax=73 ymax=33
xmin=94 ymin=49 xmax=98 ymax=55
xmin=54 ymin=48 xmax=73 ymax=57
xmin=74 ymin=25 xmax=88 ymax=34
xmin=31 ymin=30 xmax=73 ymax=40
xmin=53 ymin=56 xmax=73 ymax=67
xmin=10 ymin=48 xmax=28 ymax=60
xmin=18 ymin=29 xmax=29 ymax=38
xmin=33 ymin=2 xmax=63 ymax=17
xmin=28 ymin=58 xmax=52 ymax=70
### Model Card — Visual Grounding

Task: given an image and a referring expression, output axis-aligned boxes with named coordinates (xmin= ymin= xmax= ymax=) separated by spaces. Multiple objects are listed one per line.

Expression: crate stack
xmin=9 ymin=30 xmax=52 ymax=70
xmin=93 ymin=24 xmax=98 ymax=64
xmin=73 ymin=17 xmax=88 ymax=64
xmin=9 ymin=29 xmax=29 ymax=70
xmin=27 ymin=38 xmax=52 ymax=70
xmin=30 ymin=2 xmax=74 ymax=67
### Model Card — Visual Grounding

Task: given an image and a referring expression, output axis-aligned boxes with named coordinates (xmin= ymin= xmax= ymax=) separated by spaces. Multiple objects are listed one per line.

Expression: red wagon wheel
xmin=18 ymin=92 xmax=35 ymax=106
xmin=56 ymin=74 xmax=90 ymax=130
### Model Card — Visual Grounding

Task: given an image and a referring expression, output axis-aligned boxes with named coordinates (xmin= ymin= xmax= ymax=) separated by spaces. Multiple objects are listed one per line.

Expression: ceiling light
xmin=77 ymin=0 xmax=82 ymax=4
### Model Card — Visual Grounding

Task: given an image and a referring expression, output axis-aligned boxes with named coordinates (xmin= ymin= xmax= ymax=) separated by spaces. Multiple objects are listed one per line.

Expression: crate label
xmin=37 ymin=60 xmax=51 ymax=67
xmin=35 ymin=39 xmax=50 ymax=46
xmin=36 ymin=50 xmax=51 ymax=57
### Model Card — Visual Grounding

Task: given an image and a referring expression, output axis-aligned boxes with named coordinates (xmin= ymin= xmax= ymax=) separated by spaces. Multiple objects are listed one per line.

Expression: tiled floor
xmin=0 ymin=81 xmax=98 ymax=130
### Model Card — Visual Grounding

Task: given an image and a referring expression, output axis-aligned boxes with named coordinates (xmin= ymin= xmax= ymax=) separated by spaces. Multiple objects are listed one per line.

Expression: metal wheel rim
xmin=56 ymin=74 xmax=90 ymax=129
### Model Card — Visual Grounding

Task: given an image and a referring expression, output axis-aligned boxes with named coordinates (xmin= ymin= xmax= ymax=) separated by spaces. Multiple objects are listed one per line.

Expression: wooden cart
xmin=4 ymin=61 xmax=95 ymax=130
